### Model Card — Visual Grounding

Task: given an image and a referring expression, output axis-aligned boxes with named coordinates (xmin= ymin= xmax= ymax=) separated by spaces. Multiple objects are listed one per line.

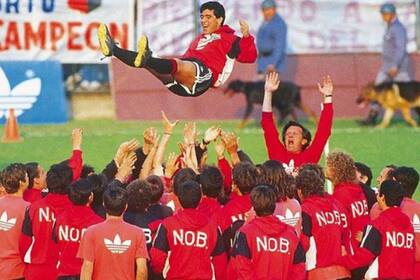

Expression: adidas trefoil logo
xmin=0 ymin=67 xmax=41 ymax=119
xmin=0 ymin=211 xmax=17 ymax=231
xmin=412 ymin=214 xmax=420 ymax=233
xmin=104 ymin=234 xmax=131 ymax=254
xmin=282 ymin=160 xmax=295 ymax=175
xmin=277 ymin=209 xmax=300 ymax=227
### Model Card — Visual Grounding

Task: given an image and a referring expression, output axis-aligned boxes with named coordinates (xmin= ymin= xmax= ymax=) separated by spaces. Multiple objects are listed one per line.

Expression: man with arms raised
xmin=261 ymin=73 xmax=333 ymax=174
xmin=98 ymin=1 xmax=257 ymax=97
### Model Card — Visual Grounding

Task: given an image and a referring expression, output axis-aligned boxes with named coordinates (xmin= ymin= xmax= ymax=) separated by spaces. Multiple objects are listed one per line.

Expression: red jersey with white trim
xmin=54 ymin=205 xmax=103 ymax=276
xmin=261 ymin=103 xmax=333 ymax=171
xmin=229 ymin=215 xmax=306 ymax=280
xmin=77 ymin=218 xmax=149 ymax=280
xmin=183 ymin=25 xmax=257 ymax=87
xmin=333 ymin=182 xmax=370 ymax=252
xmin=150 ymin=208 xmax=227 ymax=280
xmin=300 ymin=194 xmax=346 ymax=270
xmin=338 ymin=207 xmax=415 ymax=279
xmin=20 ymin=193 xmax=72 ymax=265
xmin=0 ymin=195 xmax=30 ymax=279
xmin=220 ymin=194 xmax=252 ymax=231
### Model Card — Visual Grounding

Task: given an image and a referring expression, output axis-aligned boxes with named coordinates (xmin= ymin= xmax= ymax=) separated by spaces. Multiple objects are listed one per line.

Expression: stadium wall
xmin=111 ymin=53 xmax=420 ymax=120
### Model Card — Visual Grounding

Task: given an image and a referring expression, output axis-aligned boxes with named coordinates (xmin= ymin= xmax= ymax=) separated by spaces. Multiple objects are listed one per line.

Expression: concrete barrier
xmin=111 ymin=53 xmax=420 ymax=120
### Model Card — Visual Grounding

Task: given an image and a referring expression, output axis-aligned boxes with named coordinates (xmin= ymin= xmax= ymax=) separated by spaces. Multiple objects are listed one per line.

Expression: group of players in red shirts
xmin=0 ymin=71 xmax=419 ymax=279
xmin=1 ymin=1 xmax=419 ymax=279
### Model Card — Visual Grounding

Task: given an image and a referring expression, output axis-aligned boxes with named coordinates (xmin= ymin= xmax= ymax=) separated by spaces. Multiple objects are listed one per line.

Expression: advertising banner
xmin=139 ymin=0 xmax=416 ymax=55
xmin=0 ymin=61 xmax=68 ymax=123
xmin=0 ymin=0 xmax=134 ymax=63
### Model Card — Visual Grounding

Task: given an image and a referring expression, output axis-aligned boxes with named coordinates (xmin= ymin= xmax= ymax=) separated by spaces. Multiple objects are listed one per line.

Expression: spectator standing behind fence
xmin=257 ymin=0 xmax=287 ymax=78
xmin=362 ymin=3 xmax=411 ymax=125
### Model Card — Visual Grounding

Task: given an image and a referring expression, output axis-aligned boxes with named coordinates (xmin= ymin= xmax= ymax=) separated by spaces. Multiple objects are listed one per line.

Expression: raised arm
xmin=139 ymin=135 xmax=159 ymax=180
xmin=236 ymin=20 xmax=257 ymax=63
xmin=68 ymin=128 xmax=83 ymax=181
xmin=261 ymin=73 xmax=288 ymax=160
xmin=222 ymin=131 xmax=240 ymax=166
xmin=153 ymin=111 xmax=178 ymax=176
xmin=305 ymin=75 xmax=333 ymax=160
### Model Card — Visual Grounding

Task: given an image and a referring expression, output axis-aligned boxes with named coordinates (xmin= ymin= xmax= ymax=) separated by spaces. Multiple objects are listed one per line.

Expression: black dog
xmin=224 ymin=80 xmax=317 ymax=127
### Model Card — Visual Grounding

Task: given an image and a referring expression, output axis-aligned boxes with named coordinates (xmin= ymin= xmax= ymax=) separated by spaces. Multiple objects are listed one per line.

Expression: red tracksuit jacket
xmin=124 ymin=210 xmax=167 ymax=251
xmin=229 ymin=215 xmax=306 ymax=280
xmin=338 ymin=207 xmax=415 ymax=279
xmin=220 ymin=194 xmax=252 ymax=232
xmin=20 ymin=194 xmax=72 ymax=268
xmin=300 ymin=195 xmax=347 ymax=270
xmin=53 ymin=205 xmax=103 ymax=276
xmin=68 ymin=149 xmax=83 ymax=182
xmin=261 ymin=103 xmax=333 ymax=170
xmin=371 ymin=197 xmax=420 ymax=278
xmin=183 ymin=25 xmax=257 ymax=87
xmin=150 ymin=208 xmax=227 ymax=280
xmin=23 ymin=188 xmax=43 ymax=203
xmin=197 ymin=196 xmax=224 ymax=227
xmin=218 ymin=158 xmax=233 ymax=195
xmin=333 ymin=182 xmax=370 ymax=253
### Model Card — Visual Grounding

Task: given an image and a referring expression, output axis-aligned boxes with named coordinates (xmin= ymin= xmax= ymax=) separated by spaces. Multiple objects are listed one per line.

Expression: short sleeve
xmin=135 ymin=229 xmax=150 ymax=260
xmin=77 ymin=228 xmax=95 ymax=262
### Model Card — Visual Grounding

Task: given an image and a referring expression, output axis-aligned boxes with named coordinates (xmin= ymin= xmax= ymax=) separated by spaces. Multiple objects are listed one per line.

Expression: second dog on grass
xmin=224 ymin=79 xmax=317 ymax=128
xmin=357 ymin=82 xmax=420 ymax=128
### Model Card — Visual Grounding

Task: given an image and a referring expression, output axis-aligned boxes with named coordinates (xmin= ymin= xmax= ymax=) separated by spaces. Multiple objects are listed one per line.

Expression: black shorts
xmin=165 ymin=58 xmax=213 ymax=97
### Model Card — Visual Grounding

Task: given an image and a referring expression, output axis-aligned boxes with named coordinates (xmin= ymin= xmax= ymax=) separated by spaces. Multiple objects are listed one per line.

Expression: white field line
xmin=18 ymin=126 xmax=419 ymax=138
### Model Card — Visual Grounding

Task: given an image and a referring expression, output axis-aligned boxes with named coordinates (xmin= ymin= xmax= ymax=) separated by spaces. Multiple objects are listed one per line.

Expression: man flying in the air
xmin=98 ymin=1 xmax=257 ymax=97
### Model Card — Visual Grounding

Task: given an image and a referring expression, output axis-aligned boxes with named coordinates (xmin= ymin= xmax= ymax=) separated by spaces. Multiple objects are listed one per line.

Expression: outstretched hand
xmin=317 ymin=75 xmax=333 ymax=100
xmin=264 ymin=72 xmax=280 ymax=93
xmin=161 ymin=111 xmax=179 ymax=135
xmin=204 ymin=126 xmax=221 ymax=144
xmin=239 ymin=20 xmax=250 ymax=37
xmin=183 ymin=122 xmax=197 ymax=145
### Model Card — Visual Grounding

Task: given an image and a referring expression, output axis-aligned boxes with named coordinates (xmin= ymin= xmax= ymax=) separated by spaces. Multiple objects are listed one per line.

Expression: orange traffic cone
xmin=2 ymin=108 xmax=23 ymax=143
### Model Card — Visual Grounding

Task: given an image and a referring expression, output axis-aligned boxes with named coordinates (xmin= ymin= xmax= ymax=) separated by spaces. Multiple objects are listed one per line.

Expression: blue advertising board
xmin=0 ymin=61 xmax=68 ymax=124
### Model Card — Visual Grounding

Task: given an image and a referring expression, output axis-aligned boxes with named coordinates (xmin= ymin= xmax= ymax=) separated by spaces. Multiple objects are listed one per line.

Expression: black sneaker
xmin=97 ymin=23 xmax=116 ymax=57
xmin=134 ymin=35 xmax=152 ymax=68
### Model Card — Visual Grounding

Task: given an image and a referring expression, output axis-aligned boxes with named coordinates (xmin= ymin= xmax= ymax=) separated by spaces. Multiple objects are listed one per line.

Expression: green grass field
xmin=1 ymin=118 xmax=419 ymax=199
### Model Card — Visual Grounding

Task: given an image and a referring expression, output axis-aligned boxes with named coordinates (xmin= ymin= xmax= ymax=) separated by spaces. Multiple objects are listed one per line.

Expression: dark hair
xmin=299 ymin=163 xmax=325 ymax=184
xmin=200 ymin=1 xmax=225 ymax=25
xmin=25 ymin=162 xmax=39 ymax=189
xmin=385 ymin=164 xmax=397 ymax=179
xmin=199 ymin=165 xmax=223 ymax=198
xmin=257 ymin=160 xmax=287 ymax=200
xmin=146 ymin=175 xmax=164 ymax=203
xmin=177 ymin=180 xmax=202 ymax=209
xmin=87 ymin=174 xmax=107 ymax=210
xmin=1 ymin=163 xmax=27 ymax=194
xmin=355 ymin=162 xmax=373 ymax=186
xmin=126 ymin=180 xmax=152 ymax=213
xmin=103 ymin=186 xmax=128 ymax=216
xmin=233 ymin=162 xmax=258 ymax=195
xmin=68 ymin=179 xmax=93 ymax=205
xmin=379 ymin=180 xmax=404 ymax=207
xmin=47 ymin=164 xmax=73 ymax=194
xmin=81 ymin=165 xmax=95 ymax=179
xmin=393 ymin=166 xmax=419 ymax=198
xmin=282 ymin=121 xmax=312 ymax=150
xmin=296 ymin=169 xmax=324 ymax=198
xmin=173 ymin=168 xmax=198 ymax=196
xmin=251 ymin=185 xmax=277 ymax=216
